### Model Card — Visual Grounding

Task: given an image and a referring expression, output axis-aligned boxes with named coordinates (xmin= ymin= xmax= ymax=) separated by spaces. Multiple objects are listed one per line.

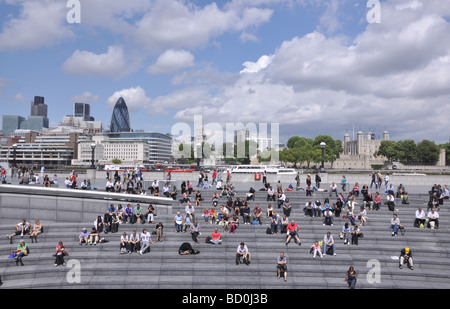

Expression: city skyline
xmin=1 ymin=0 xmax=450 ymax=144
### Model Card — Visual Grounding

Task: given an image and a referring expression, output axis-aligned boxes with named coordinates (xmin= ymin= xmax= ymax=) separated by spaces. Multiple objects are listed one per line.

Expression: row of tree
xmin=279 ymin=135 xmax=343 ymax=168
xmin=174 ymin=135 xmax=449 ymax=167
xmin=375 ymin=140 xmax=449 ymax=165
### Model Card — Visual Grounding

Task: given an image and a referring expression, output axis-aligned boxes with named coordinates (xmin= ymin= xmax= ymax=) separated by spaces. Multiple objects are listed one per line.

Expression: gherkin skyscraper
xmin=110 ymin=97 xmax=131 ymax=132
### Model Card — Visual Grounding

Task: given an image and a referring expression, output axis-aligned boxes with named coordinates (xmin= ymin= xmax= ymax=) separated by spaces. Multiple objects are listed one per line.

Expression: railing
xmin=0 ymin=184 xmax=173 ymax=205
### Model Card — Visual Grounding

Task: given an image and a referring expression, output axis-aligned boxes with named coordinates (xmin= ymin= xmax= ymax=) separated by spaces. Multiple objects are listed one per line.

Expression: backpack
xmin=266 ymin=227 xmax=272 ymax=234
xmin=205 ymin=236 xmax=212 ymax=243
xmin=326 ymin=246 xmax=333 ymax=255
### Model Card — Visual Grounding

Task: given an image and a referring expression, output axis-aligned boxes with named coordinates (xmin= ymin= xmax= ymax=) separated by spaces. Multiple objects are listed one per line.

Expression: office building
xmin=109 ymin=97 xmax=131 ymax=133
xmin=30 ymin=96 xmax=48 ymax=118
xmin=74 ymin=103 xmax=94 ymax=121
xmin=2 ymin=115 xmax=26 ymax=135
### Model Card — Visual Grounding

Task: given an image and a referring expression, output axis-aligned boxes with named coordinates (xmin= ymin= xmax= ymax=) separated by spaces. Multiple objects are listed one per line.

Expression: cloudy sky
xmin=0 ymin=0 xmax=449 ymax=144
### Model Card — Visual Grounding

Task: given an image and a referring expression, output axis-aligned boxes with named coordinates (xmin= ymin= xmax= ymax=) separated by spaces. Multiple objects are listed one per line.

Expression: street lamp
xmin=90 ymin=143 xmax=96 ymax=169
xmin=12 ymin=144 xmax=17 ymax=168
xmin=320 ymin=142 xmax=326 ymax=173
xmin=196 ymin=143 xmax=202 ymax=168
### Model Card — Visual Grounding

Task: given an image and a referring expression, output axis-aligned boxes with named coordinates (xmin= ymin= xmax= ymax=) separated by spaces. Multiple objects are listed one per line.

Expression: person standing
xmin=341 ymin=175 xmax=347 ymax=192
xmin=370 ymin=171 xmax=376 ymax=189
xmin=384 ymin=173 xmax=390 ymax=189
xmin=295 ymin=172 xmax=301 ymax=191
xmin=315 ymin=172 xmax=322 ymax=188
xmin=211 ymin=169 xmax=217 ymax=185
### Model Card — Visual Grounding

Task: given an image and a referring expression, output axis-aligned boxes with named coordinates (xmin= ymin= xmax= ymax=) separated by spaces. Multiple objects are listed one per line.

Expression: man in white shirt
xmin=427 ymin=208 xmax=439 ymax=229
xmin=267 ymin=186 xmax=275 ymax=201
xmin=414 ymin=207 xmax=426 ymax=228
xmin=387 ymin=193 xmax=395 ymax=211
xmin=162 ymin=184 xmax=170 ymax=197
xmin=151 ymin=180 xmax=159 ymax=194
xmin=185 ymin=202 xmax=196 ymax=221
xmin=139 ymin=228 xmax=155 ymax=255
xmin=235 ymin=242 xmax=250 ymax=265
xmin=105 ymin=179 xmax=114 ymax=192
xmin=277 ymin=191 xmax=286 ymax=209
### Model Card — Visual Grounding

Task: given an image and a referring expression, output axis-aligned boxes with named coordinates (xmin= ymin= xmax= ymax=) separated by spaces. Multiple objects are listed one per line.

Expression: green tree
xmin=111 ymin=158 xmax=122 ymax=164
xmin=375 ymin=140 xmax=399 ymax=161
xmin=312 ymin=135 xmax=343 ymax=168
xmin=397 ymin=140 xmax=417 ymax=163
xmin=416 ymin=140 xmax=440 ymax=165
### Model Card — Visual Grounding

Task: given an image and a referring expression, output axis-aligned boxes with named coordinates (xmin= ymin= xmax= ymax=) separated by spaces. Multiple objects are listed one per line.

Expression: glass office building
xmin=2 ymin=115 xmax=26 ymax=135
xmin=110 ymin=97 xmax=131 ymax=133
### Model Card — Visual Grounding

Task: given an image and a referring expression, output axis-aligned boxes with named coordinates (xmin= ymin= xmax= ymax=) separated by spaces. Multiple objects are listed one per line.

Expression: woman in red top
xmin=54 ymin=241 xmax=67 ymax=267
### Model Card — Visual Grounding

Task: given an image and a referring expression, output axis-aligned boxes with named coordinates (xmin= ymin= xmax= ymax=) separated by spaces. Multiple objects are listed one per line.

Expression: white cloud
xmin=240 ymin=55 xmax=274 ymax=73
xmin=62 ymin=45 xmax=139 ymax=79
xmin=0 ymin=0 xmax=74 ymax=51
xmin=13 ymin=93 xmax=27 ymax=102
xmin=134 ymin=0 xmax=273 ymax=53
xmin=156 ymin=0 xmax=450 ymax=143
xmin=107 ymin=86 xmax=152 ymax=113
xmin=69 ymin=92 xmax=100 ymax=104
xmin=147 ymin=49 xmax=195 ymax=74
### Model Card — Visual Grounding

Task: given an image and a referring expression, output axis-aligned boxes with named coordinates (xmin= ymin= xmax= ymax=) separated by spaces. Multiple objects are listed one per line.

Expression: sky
xmin=0 ymin=0 xmax=450 ymax=145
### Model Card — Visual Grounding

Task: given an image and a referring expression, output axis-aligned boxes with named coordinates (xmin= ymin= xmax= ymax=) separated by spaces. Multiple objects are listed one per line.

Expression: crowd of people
xmin=2 ymin=167 xmax=448 ymax=289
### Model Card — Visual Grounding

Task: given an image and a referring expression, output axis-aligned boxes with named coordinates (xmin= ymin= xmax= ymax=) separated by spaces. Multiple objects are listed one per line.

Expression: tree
xmin=312 ymin=135 xmax=343 ymax=168
xmin=375 ymin=140 xmax=398 ymax=161
xmin=396 ymin=140 xmax=417 ymax=164
xmin=416 ymin=140 xmax=440 ymax=165
xmin=111 ymin=158 xmax=122 ymax=164
xmin=286 ymin=136 xmax=302 ymax=149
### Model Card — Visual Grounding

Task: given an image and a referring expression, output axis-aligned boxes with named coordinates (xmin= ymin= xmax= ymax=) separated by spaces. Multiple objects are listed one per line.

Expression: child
xmin=209 ymin=207 xmax=217 ymax=224
xmin=203 ymin=207 xmax=210 ymax=224
xmin=310 ymin=241 xmax=323 ymax=259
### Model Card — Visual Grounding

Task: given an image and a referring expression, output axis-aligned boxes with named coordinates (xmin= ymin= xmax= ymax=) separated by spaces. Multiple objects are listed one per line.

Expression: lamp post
xmin=12 ymin=144 xmax=17 ymax=168
xmin=196 ymin=143 xmax=202 ymax=168
xmin=90 ymin=143 xmax=96 ymax=169
xmin=320 ymin=142 xmax=326 ymax=173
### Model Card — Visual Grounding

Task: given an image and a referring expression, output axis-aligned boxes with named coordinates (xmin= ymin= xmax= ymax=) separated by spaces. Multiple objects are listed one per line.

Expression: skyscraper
xmin=74 ymin=103 xmax=93 ymax=121
xmin=109 ymin=97 xmax=131 ymax=132
xmin=30 ymin=96 xmax=48 ymax=118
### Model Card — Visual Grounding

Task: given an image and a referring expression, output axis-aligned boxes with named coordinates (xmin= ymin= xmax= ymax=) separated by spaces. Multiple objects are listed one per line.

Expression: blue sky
xmin=1 ymin=0 xmax=450 ymax=144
